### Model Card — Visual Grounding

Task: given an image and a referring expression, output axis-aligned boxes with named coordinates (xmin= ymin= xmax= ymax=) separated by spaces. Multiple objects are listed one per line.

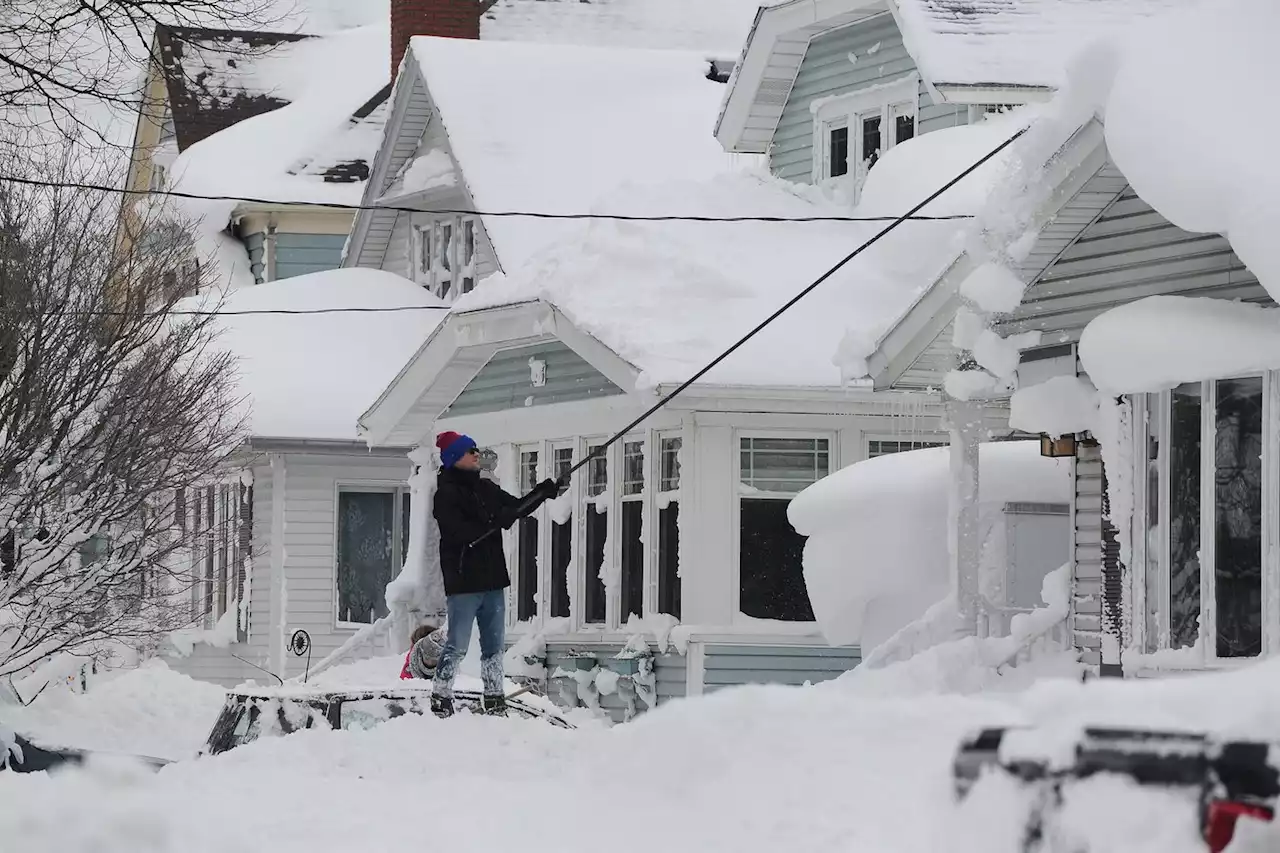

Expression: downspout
xmin=945 ymin=396 xmax=985 ymax=637
xmin=268 ymin=453 xmax=288 ymax=677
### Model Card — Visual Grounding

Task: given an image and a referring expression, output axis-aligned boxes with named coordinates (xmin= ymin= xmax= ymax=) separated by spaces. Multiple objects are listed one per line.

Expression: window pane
xmin=1168 ymin=384 xmax=1202 ymax=649
xmin=895 ymin=113 xmax=915 ymax=145
xmin=401 ymin=490 xmax=411 ymax=565
xmin=623 ymin=440 xmax=644 ymax=496
xmin=739 ymin=499 xmax=814 ymax=621
xmin=554 ymin=448 xmax=573 ymax=495
xmin=740 ymin=437 xmax=830 ymax=493
xmin=462 ymin=277 xmax=475 ymax=294
xmin=439 ymin=222 xmax=452 ymax=271
xmin=861 ymin=114 xmax=882 ymax=171
xmin=584 ymin=509 xmax=607 ymax=623
xmin=336 ymin=491 xmax=395 ymax=624
xmin=1214 ymin=377 xmax=1263 ymax=657
xmin=587 ymin=444 xmax=607 ymax=497
xmin=551 ymin=448 xmax=573 ymax=619
xmin=521 ymin=450 xmax=539 ymax=493
xmin=419 ymin=227 xmax=431 ymax=275
xmin=517 ymin=515 xmax=538 ymax=622
xmin=462 ymin=219 xmax=475 ymax=265
xmin=829 ymin=125 xmax=849 ymax=178
xmin=660 ymin=437 xmax=682 ymax=492
xmin=621 ymin=502 xmax=643 ymax=622
xmin=658 ymin=503 xmax=680 ymax=619
xmin=867 ymin=439 xmax=945 ymax=457
xmin=1143 ymin=401 xmax=1162 ymax=653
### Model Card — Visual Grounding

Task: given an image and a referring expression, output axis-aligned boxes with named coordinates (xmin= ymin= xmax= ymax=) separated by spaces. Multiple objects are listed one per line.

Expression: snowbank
xmin=456 ymin=108 xmax=1033 ymax=389
xmin=0 ymin=660 xmax=224 ymax=760
xmin=789 ymin=441 xmax=1071 ymax=648
xmin=10 ymin=653 xmax=1280 ymax=852
xmin=1104 ymin=0 xmax=1280 ymax=302
xmin=1079 ymin=296 xmax=1280 ymax=393
xmin=179 ymin=268 xmax=447 ymax=441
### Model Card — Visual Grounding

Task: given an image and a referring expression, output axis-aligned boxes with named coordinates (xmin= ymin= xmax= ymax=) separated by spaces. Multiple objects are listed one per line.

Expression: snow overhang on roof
xmin=863 ymin=119 xmax=1109 ymax=391
xmin=358 ymin=300 xmax=642 ymax=448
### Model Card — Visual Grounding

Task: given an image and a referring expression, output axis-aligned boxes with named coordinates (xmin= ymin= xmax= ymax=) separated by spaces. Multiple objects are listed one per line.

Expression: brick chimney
xmin=391 ymin=0 xmax=484 ymax=79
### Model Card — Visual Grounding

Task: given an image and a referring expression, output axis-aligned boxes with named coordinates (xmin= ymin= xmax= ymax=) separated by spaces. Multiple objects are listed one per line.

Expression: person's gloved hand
xmin=533 ymin=478 xmax=559 ymax=500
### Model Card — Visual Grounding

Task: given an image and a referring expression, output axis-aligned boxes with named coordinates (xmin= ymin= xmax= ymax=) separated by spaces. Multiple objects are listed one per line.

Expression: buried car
xmin=201 ymin=683 xmax=573 ymax=756
xmin=1 ymin=730 xmax=171 ymax=774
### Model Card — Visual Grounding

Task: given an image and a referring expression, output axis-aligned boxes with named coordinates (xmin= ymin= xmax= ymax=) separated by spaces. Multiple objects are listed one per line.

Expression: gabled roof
xmin=412 ymin=36 xmax=737 ymax=272
xmin=154 ymin=25 xmax=313 ymax=152
xmin=716 ymin=0 xmax=1195 ymax=153
xmin=862 ymin=119 xmax=1111 ymax=390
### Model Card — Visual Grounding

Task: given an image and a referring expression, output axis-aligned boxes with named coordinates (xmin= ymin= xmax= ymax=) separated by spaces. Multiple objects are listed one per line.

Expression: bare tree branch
xmin=0 ymin=152 xmax=247 ymax=677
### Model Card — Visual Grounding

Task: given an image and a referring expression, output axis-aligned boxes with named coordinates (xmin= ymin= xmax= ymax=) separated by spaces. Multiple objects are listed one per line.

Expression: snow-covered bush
xmin=0 ymin=160 xmax=242 ymax=677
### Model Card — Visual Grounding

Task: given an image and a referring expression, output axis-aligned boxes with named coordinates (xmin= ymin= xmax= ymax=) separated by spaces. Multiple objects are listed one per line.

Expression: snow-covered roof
xmin=480 ymin=0 xmax=763 ymax=56
xmin=179 ymin=268 xmax=447 ymax=442
xmin=410 ymin=36 xmax=739 ymax=272
xmin=892 ymin=0 xmax=1196 ymax=89
xmin=452 ymin=107 xmax=1030 ymax=389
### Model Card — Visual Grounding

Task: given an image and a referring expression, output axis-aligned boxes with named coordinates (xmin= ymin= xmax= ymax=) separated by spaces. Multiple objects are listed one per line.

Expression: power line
xmin=469 ymin=126 xmax=1029 ymax=547
xmin=0 ymin=173 xmax=976 ymax=224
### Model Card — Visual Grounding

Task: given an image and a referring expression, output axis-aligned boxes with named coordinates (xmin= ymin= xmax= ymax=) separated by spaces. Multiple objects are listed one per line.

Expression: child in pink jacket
xmin=400 ymin=623 xmax=447 ymax=680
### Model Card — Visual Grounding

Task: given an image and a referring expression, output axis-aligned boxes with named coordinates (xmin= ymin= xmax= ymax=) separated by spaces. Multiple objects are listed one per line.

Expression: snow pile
xmin=1009 ymin=375 xmax=1100 ymax=436
xmin=410 ymin=37 xmax=740 ymax=272
xmin=893 ymin=0 xmax=1194 ymax=91
xmin=1080 ymin=296 xmax=1280 ymax=393
xmin=0 ymin=660 xmax=224 ymax=760
xmin=383 ymin=445 xmax=445 ymax=653
xmin=788 ymin=441 xmax=1071 ymax=649
xmin=178 ymin=268 xmax=447 ymax=441
xmin=1104 ymin=0 xmax=1280 ymax=302
xmin=167 ymin=608 xmax=239 ymax=657
xmin=12 ymin=657 xmax=1280 ymax=851
xmin=457 ymin=108 xmax=1032 ymax=389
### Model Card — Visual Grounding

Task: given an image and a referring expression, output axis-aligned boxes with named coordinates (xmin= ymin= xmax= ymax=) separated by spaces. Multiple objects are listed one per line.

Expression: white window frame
xmin=617 ymin=434 xmax=648 ymax=628
xmin=651 ymin=431 xmax=683 ymax=621
xmin=810 ymin=74 xmax=918 ymax=196
xmin=333 ymin=482 xmax=411 ymax=631
xmin=409 ymin=213 xmax=478 ymax=301
xmin=544 ymin=441 xmax=577 ymax=625
xmin=510 ymin=444 xmax=542 ymax=628
xmin=1132 ymin=372 xmax=1278 ymax=664
xmin=865 ymin=435 xmax=947 ymax=458
xmin=577 ymin=436 xmax=613 ymax=630
xmin=732 ymin=429 xmax=836 ymax=624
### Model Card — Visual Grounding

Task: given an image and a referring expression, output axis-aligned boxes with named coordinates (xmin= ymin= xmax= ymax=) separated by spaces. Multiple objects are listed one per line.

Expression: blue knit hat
xmin=436 ymin=431 xmax=477 ymax=469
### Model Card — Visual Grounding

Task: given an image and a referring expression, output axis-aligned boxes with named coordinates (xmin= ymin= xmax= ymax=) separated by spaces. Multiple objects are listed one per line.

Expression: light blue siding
xmin=442 ymin=341 xmax=624 ymax=418
xmin=541 ymin=642 xmax=686 ymax=724
xmin=244 ymin=232 xmax=265 ymax=284
xmin=770 ymin=14 xmax=965 ymax=183
xmin=701 ymin=644 xmax=860 ymax=691
xmin=999 ymin=180 xmax=1271 ymax=342
xmin=274 ymin=233 xmax=347 ymax=280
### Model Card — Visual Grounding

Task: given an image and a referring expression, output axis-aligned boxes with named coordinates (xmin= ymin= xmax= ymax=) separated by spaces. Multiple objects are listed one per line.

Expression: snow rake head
xmin=952 ymin=726 xmax=1279 ymax=852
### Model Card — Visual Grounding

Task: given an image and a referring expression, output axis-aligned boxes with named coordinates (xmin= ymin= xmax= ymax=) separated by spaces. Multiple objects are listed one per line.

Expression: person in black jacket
xmin=430 ymin=431 xmax=559 ymax=717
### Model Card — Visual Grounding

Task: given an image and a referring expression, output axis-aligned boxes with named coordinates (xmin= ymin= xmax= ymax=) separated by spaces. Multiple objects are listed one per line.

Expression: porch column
xmin=945 ymin=397 xmax=985 ymax=636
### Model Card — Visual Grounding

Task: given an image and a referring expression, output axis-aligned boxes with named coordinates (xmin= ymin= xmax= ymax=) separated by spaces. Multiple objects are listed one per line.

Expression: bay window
xmin=738 ymin=436 xmax=830 ymax=621
xmin=1135 ymin=375 xmax=1269 ymax=659
xmin=812 ymin=75 xmax=917 ymax=198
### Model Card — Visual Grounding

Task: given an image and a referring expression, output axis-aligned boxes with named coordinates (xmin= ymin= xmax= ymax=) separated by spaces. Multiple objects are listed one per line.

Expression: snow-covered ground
xmin=5 ymin=649 xmax=1280 ymax=852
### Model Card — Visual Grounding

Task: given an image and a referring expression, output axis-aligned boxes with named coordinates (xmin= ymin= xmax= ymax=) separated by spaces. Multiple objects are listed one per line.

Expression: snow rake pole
xmin=467 ymin=126 xmax=1028 ymax=548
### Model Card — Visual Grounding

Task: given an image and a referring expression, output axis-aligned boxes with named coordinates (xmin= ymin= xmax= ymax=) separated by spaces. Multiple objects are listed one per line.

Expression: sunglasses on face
xmin=465 ymin=448 xmax=480 ymax=456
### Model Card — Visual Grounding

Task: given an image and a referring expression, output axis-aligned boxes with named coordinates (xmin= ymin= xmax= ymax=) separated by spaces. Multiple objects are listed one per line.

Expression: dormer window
xmin=411 ymin=213 xmax=478 ymax=301
xmin=811 ymin=75 xmax=918 ymax=198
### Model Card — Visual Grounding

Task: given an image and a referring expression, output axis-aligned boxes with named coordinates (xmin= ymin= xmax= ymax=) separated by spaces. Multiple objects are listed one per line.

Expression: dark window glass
xmin=517 ymin=451 xmax=538 ymax=622
xmin=1169 ymin=384 xmax=1202 ymax=648
xmin=336 ymin=491 xmax=395 ymax=624
xmin=895 ymin=112 xmax=915 ymax=145
xmin=861 ymin=114 xmax=882 ymax=171
xmin=550 ymin=449 xmax=573 ymax=619
xmin=1214 ymin=377 xmax=1263 ymax=657
xmin=829 ymin=125 xmax=849 ymax=178
xmin=658 ymin=503 xmax=680 ymax=619
xmin=739 ymin=499 xmax=814 ymax=621
xmin=584 ymin=510 xmax=607 ymax=623
xmin=621 ymin=502 xmax=643 ymax=621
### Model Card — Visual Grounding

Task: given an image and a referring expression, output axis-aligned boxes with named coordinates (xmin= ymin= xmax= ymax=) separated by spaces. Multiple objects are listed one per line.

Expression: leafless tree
xmin=0 ymin=0 xmax=286 ymax=151
xmin=0 ymin=156 xmax=245 ymax=678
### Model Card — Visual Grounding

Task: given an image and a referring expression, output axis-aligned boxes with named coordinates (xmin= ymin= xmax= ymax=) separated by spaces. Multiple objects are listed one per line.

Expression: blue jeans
xmin=432 ymin=590 xmax=505 ymax=698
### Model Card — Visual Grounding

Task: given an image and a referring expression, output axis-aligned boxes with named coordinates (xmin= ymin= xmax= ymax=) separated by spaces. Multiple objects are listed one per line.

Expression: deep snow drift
xmin=5 ymin=650 xmax=1280 ymax=852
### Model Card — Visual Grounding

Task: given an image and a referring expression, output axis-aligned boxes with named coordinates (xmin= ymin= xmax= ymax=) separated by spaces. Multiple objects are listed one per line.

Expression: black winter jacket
xmin=434 ymin=467 xmax=548 ymax=596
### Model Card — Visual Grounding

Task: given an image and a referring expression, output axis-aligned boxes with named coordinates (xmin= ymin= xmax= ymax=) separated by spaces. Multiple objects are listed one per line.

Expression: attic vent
xmin=756 ymin=77 xmax=790 ymax=106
